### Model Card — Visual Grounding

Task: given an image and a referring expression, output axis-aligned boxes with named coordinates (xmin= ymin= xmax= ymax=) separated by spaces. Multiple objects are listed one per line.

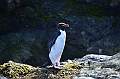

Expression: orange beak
xmin=65 ymin=24 xmax=69 ymax=27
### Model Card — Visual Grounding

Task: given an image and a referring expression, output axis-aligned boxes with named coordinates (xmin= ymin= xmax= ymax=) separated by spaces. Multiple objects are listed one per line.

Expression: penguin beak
xmin=65 ymin=24 xmax=69 ymax=27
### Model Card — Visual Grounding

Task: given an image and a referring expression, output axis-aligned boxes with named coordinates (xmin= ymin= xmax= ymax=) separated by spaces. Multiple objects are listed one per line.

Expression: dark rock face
xmin=0 ymin=28 xmax=48 ymax=66
xmin=0 ymin=0 xmax=120 ymax=66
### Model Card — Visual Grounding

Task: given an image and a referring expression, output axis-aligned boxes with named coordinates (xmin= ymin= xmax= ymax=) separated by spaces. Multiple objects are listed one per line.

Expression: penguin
xmin=41 ymin=22 xmax=69 ymax=69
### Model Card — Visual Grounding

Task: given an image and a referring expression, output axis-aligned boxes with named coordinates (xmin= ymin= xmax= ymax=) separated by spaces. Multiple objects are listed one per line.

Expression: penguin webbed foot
xmin=52 ymin=62 xmax=63 ymax=69
xmin=54 ymin=66 xmax=62 ymax=70
xmin=53 ymin=65 xmax=63 ymax=70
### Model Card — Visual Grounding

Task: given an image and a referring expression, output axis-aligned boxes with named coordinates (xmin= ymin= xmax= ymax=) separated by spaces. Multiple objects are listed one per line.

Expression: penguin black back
xmin=47 ymin=30 xmax=61 ymax=54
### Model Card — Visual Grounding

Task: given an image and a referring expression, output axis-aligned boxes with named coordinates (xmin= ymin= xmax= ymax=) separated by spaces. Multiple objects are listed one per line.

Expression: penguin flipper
xmin=47 ymin=31 xmax=61 ymax=53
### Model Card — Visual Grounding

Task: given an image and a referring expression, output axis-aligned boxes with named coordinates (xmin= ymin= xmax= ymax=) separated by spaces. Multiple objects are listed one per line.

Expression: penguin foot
xmin=58 ymin=65 xmax=64 ymax=67
xmin=54 ymin=66 xmax=62 ymax=70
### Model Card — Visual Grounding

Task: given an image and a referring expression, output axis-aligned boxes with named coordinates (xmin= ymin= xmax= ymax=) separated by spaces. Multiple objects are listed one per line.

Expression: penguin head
xmin=56 ymin=22 xmax=69 ymax=30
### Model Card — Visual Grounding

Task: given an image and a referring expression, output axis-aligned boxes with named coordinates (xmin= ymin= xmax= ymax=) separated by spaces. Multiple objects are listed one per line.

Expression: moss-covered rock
xmin=0 ymin=53 xmax=120 ymax=79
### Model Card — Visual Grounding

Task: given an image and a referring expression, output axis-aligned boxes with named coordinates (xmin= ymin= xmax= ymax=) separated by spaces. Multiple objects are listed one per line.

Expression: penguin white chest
xmin=49 ymin=30 xmax=66 ymax=65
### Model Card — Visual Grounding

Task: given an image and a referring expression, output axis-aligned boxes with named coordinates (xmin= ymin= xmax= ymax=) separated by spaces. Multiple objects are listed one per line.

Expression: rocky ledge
xmin=0 ymin=53 xmax=120 ymax=79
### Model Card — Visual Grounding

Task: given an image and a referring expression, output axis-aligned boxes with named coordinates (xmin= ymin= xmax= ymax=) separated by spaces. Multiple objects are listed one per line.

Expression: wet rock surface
xmin=0 ymin=53 xmax=120 ymax=79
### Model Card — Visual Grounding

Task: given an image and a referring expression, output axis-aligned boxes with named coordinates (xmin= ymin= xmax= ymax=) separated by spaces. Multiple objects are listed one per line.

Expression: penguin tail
xmin=40 ymin=62 xmax=51 ymax=68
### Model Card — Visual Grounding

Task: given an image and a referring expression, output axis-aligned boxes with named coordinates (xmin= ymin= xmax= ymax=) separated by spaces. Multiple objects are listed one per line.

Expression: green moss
xmin=32 ymin=21 xmax=37 ymax=27
xmin=112 ymin=17 xmax=118 ymax=28
xmin=35 ymin=5 xmax=52 ymax=22
xmin=41 ymin=15 xmax=52 ymax=22
xmin=81 ymin=3 xmax=110 ymax=17
xmin=36 ymin=6 xmax=43 ymax=15
xmin=64 ymin=0 xmax=111 ymax=17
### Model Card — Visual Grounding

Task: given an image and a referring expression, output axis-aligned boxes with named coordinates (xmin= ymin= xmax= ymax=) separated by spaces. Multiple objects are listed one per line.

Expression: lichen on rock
xmin=0 ymin=53 xmax=120 ymax=79
xmin=0 ymin=60 xmax=38 ymax=78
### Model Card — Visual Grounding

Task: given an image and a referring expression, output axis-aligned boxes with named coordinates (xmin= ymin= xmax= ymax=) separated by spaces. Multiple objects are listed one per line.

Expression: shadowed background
xmin=0 ymin=0 xmax=120 ymax=66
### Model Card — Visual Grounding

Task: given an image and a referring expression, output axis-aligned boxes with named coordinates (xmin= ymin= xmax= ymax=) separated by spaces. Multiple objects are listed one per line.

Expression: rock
xmin=73 ymin=53 xmax=120 ymax=79
xmin=73 ymin=76 xmax=95 ymax=79
xmin=0 ymin=53 xmax=120 ymax=79
xmin=108 ymin=74 xmax=120 ymax=79
xmin=0 ymin=60 xmax=37 ymax=79
xmin=111 ymin=52 xmax=120 ymax=59
xmin=0 ymin=28 xmax=48 ymax=66
xmin=74 ymin=54 xmax=112 ymax=62
xmin=0 ymin=60 xmax=84 ymax=79
xmin=102 ymin=58 xmax=120 ymax=69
